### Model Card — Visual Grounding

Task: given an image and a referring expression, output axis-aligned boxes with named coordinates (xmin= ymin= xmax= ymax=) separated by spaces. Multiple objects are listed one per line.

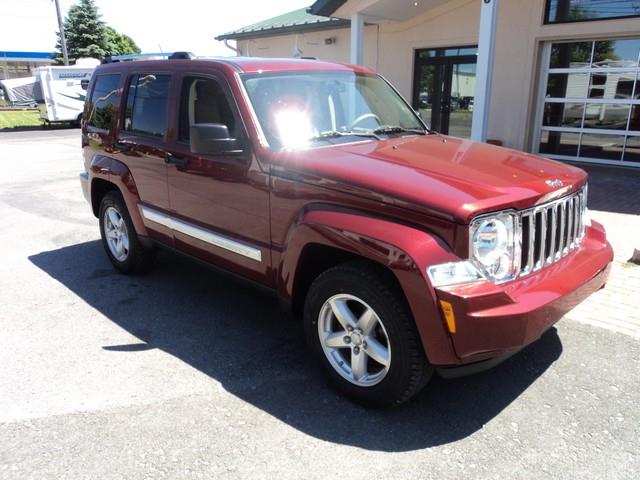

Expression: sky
xmin=1 ymin=0 xmax=312 ymax=56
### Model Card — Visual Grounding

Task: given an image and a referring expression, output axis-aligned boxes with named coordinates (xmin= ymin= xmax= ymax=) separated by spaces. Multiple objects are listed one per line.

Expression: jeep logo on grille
xmin=545 ymin=179 xmax=564 ymax=188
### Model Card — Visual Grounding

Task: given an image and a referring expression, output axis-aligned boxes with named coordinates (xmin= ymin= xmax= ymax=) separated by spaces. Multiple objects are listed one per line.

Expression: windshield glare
xmin=242 ymin=71 xmax=425 ymax=149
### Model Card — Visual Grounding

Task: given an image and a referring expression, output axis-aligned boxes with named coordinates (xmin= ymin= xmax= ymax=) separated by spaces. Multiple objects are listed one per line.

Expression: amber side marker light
xmin=439 ymin=300 xmax=456 ymax=333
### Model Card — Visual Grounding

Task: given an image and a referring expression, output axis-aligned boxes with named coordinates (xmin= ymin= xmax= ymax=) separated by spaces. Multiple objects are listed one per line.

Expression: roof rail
xmin=101 ymin=52 xmax=195 ymax=64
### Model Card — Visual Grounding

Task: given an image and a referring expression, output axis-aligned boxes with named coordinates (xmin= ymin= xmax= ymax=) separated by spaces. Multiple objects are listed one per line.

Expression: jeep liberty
xmin=80 ymin=53 xmax=613 ymax=406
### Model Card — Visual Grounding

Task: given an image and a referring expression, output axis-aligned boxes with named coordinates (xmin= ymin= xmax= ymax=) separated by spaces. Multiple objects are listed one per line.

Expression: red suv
xmin=80 ymin=53 xmax=612 ymax=407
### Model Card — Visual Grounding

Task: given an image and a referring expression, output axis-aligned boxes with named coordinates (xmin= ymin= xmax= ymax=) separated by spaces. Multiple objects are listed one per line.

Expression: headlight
xmin=469 ymin=212 xmax=520 ymax=283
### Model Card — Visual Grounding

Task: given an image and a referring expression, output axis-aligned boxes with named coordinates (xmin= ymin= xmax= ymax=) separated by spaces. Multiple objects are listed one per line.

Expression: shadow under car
xmin=29 ymin=240 xmax=563 ymax=452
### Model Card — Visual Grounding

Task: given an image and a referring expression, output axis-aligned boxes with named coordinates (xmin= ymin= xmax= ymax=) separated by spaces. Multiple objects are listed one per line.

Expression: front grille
xmin=519 ymin=187 xmax=587 ymax=276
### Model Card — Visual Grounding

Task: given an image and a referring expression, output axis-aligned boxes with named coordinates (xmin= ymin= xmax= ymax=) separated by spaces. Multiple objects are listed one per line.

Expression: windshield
xmin=241 ymin=71 xmax=426 ymax=149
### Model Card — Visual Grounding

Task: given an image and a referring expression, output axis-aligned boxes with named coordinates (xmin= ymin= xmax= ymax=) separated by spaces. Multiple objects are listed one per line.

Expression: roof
xmin=215 ymin=7 xmax=350 ymax=40
xmin=222 ymin=56 xmax=372 ymax=74
xmin=0 ymin=51 xmax=54 ymax=62
xmin=95 ymin=56 xmax=373 ymax=75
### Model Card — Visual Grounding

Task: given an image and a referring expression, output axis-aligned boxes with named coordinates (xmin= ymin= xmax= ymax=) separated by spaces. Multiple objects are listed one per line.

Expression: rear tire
xmin=99 ymin=190 xmax=155 ymax=274
xmin=304 ymin=261 xmax=432 ymax=407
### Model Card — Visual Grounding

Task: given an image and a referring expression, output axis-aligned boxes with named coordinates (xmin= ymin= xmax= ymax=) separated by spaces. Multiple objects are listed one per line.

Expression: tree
xmin=105 ymin=27 xmax=141 ymax=56
xmin=53 ymin=0 xmax=108 ymax=64
xmin=54 ymin=0 xmax=141 ymax=64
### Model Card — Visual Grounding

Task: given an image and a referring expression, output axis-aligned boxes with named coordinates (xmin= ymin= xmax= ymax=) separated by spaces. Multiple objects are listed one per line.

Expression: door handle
xmin=165 ymin=153 xmax=188 ymax=167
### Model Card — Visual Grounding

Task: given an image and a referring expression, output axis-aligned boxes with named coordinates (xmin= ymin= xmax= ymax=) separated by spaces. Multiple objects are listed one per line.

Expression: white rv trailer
xmin=35 ymin=59 xmax=99 ymax=125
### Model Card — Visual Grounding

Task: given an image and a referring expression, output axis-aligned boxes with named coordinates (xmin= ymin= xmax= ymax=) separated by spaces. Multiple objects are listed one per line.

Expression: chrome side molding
xmin=140 ymin=205 xmax=262 ymax=262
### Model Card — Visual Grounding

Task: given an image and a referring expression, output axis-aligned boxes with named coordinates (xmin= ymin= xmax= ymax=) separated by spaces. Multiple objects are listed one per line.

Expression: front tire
xmin=99 ymin=191 xmax=155 ymax=274
xmin=304 ymin=261 xmax=432 ymax=407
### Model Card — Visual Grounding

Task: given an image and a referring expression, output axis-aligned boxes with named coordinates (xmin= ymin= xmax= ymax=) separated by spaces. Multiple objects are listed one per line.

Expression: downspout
xmin=292 ymin=34 xmax=303 ymax=58
xmin=376 ymin=24 xmax=380 ymax=71
xmin=224 ymin=39 xmax=240 ymax=55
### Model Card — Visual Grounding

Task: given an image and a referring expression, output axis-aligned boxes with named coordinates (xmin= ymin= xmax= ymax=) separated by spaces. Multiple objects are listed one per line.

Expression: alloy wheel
xmin=318 ymin=293 xmax=391 ymax=387
xmin=103 ymin=206 xmax=130 ymax=262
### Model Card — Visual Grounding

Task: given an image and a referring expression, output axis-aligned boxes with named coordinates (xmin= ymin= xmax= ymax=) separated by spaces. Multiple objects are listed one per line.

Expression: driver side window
xmin=178 ymin=76 xmax=236 ymax=142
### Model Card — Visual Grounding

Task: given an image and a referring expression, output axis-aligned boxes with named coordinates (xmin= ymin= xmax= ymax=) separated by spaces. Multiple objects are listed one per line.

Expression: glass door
xmin=413 ymin=46 xmax=477 ymax=138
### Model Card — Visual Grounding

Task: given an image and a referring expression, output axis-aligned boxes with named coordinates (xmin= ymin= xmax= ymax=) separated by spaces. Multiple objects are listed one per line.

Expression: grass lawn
xmin=0 ymin=110 xmax=43 ymax=129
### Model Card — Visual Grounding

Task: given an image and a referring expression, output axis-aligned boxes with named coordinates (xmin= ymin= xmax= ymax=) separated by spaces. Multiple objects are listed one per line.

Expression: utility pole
xmin=52 ymin=0 xmax=69 ymax=65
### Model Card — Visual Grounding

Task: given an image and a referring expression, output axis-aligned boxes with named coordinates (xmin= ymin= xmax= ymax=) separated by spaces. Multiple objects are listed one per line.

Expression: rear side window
xmin=178 ymin=76 xmax=236 ymax=141
xmin=124 ymin=73 xmax=171 ymax=138
xmin=87 ymin=74 xmax=120 ymax=131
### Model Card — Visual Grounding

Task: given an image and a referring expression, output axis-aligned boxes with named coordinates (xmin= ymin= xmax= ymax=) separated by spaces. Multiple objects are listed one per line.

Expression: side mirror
xmin=190 ymin=123 xmax=245 ymax=156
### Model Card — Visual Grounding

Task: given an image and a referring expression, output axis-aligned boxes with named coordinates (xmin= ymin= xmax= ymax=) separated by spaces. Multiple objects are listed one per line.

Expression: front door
xmin=413 ymin=46 xmax=477 ymax=138
xmin=165 ymin=73 xmax=271 ymax=284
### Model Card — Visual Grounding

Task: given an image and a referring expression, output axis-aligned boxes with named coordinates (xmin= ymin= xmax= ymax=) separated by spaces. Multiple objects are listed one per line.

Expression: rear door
xmin=165 ymin=73 xmax=271 ymax=283
xmin=114 ymin=72 xmax=174 ymax=244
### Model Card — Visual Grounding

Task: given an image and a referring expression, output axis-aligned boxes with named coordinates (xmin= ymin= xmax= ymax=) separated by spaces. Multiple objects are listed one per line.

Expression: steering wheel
xmin=348 ymin=113 xmax=381 ymax=131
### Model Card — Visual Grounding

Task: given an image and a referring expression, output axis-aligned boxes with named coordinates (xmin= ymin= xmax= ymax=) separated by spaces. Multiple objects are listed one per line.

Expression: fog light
xmin=427 ymin=261 xmax=484 ymax=287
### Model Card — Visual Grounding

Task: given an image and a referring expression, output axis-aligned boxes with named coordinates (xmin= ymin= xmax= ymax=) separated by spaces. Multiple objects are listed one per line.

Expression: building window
xmin=545 ymin=0 xmax=640 ymax=24
xmin=537 ymin=38 xmax=640 ymax=166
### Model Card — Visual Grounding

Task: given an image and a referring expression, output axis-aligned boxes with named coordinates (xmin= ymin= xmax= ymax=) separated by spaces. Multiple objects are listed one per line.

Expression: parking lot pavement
xmin=565 ymin=164 xmax=640 ymax=337
xmin=1 ymin=130 xmax=639 ymax=479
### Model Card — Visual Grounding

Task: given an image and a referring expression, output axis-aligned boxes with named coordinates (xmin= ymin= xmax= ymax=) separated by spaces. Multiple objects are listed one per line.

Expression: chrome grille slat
xmin=571 ymin=197 xmax=576 ymax=248
xmin=557 ymin=201 xmax=567 ymax=258
xmin=573 ymin=195 xmax=580 ymax=243
xmin=528 ymin=214 xmax=535 ymax=273
xmin=567 ymin=196 xmax=575 ymax=249
xmin=538 ymin=210 xmax=546 ymax=271
xmin=515 ymin=187 xmax=586 ymax=279
xmin=548 ymin=205 xmax=557 ymax=264
xmin=579 ymin=191 xmax=586 ymax=238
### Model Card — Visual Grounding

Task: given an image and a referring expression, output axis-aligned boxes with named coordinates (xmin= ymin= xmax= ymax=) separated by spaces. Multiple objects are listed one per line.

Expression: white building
xmin=0 ymin=51 xmax=54 ymax=80
xmin=216 ymin=0 xmax=640 ymax=168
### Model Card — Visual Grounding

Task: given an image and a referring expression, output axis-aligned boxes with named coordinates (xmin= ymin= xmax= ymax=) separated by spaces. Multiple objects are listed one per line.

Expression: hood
xmin=270 ymin=134 xmax=587 ymax=223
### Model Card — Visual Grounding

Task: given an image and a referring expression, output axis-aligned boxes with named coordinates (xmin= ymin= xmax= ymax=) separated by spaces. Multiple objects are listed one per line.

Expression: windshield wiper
xmin=372 ymin=125 xmax=427 ymax=136
xmin=310 ymin=130 xmax=382 ymax=142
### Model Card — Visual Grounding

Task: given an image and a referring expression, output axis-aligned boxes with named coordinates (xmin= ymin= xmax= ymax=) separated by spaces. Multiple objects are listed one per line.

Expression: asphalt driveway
xmin=0 ymin=130 xmax=638 ymax=479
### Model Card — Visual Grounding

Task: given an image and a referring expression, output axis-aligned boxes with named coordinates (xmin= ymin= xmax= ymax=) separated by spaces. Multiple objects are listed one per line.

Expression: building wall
xmin=0 ymin=61 xmax=51 ymax=81
xmin=235 ymin=25 xmax=379 ymax=68
xmin=232 ymin=0 xmax=640 ymax=153
xmin=490 ymin=0 xmax=640 ymax=152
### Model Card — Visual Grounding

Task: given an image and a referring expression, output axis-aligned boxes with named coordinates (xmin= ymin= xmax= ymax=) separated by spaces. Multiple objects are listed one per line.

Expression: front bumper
xmin=434 ymin=220 xmax=612 ymax=365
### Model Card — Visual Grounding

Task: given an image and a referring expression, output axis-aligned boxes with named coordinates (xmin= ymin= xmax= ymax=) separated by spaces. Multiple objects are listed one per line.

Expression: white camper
xmin=35 ymin=59 xmax=99 ymax=125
